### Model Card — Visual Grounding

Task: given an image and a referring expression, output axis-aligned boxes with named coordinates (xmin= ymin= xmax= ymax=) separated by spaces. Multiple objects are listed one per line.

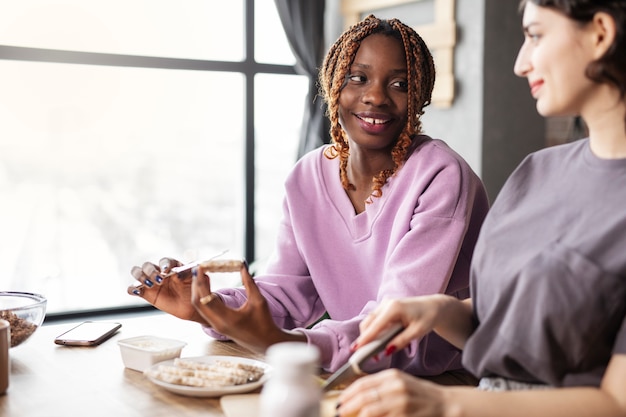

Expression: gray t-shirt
xmin=463 ymin=138 xmax=626 ymax=387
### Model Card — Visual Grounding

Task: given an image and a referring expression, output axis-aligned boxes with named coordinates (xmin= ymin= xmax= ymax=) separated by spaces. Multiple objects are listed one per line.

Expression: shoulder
xmin=519 ymin=138 xmax=586 ymax=165
xmin=284 ymin=145 xmax=338 ymax=188
xmin=288 ymin=146 xmax=332 ymax=175
xmin=510 ymin=139 xmax=587 ymax=180
xmin=396 ymin=136 xmax=488 ymax=215
xmin=409 ymin=136 xmax=474 ymax=168
xmin=402 ymin=136 xmax=481 ymax=184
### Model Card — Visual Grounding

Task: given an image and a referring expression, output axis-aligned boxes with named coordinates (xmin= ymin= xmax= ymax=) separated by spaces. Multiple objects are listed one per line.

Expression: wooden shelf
xmin=341 ymin=0 xmax=456 ymax=108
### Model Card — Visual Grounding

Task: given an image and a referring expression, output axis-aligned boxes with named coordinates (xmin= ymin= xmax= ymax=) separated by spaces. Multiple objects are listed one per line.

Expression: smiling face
xmin=514 ymin=2 xmax=598 ymax=117
xmin=338 ymin=33 xmax=409 ymax=153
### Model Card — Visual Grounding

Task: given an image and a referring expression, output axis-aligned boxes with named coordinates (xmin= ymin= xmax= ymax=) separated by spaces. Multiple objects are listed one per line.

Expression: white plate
xmin=144 ymin=355 xmax=271 ymax=397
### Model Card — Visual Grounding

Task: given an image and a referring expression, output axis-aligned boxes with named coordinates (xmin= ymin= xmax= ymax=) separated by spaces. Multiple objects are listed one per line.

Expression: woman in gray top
xmin=335 ymin=0 xmax=626 ymax=416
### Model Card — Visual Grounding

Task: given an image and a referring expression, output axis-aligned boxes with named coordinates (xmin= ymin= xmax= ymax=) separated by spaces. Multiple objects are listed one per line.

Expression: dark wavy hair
xmin=318 ymin=15 xmax=435 ymax=199
xmin=519 ymin=0 xmax=626 ymax=100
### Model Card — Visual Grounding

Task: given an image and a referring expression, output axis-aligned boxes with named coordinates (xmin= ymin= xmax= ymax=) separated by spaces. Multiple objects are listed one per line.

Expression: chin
xmin=536 ymin=103 xmax=569 ymax=119
xmin=536 ymin=97 xmax=579 ymax=119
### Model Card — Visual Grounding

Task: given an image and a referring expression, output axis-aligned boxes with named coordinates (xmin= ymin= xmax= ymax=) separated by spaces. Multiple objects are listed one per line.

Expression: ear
xmin=590 ymin=12 xmax=617 ymax=60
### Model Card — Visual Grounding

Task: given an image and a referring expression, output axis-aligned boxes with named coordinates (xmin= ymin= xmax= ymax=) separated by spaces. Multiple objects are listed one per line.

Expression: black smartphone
xmin=54 ymin=321 xmax=122 ymax=346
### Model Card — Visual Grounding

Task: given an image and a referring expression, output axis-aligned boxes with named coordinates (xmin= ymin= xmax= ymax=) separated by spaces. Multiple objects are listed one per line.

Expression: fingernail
xmin=192 ymin=267 xmax=198 ymax=278
xmin=373 ymin=354 xmax=380 ymax=362
xmin=155 ymin=275 xmax=163 ymax=284
xmin=349 ymin=342 xmax=358 ymax=352
xmin=243 ymin=258 xmax=249 ymax=270
xmin=145 ymin=279 xmax=154 ymax=288
xmin=132 ymin=289 xmax=141 ymax=296
xmin=385 ymin=345 xmax=397 ymax=356
xmin=335 ymin=402 xmax=341 ymax=409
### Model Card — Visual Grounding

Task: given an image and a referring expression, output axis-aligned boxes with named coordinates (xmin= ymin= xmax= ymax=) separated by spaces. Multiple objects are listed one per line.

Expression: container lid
xmin=117 ymin=335 xmax=186 ymax=352
xmin=265 ymin=342 xmax=320 ymax=374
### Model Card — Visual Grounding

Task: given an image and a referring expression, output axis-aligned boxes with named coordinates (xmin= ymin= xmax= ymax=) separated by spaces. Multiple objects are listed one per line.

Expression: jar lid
xmin=266 ymin=342 xmax=320 ymax=371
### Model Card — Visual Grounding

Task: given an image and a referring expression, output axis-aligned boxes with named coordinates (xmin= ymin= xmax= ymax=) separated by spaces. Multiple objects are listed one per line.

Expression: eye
xmin=347 ymin=73 xmax=366 ymax=83
xmin=525 ymin=32 xmax=541 ymax=43
xmin=391 ymin=79 xmax=408 ymax=91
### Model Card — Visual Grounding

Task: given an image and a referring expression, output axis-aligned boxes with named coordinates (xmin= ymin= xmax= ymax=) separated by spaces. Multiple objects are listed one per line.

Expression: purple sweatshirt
xmin=206 ymin=136 xmax=489 ymax=374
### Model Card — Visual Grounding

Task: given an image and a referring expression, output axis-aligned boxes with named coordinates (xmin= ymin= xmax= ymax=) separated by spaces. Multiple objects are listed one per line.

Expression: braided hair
xmin=318 ymin=15 xmax=436 ymax=199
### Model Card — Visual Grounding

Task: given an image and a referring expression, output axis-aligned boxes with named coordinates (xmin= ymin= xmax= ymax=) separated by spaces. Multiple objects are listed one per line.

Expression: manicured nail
xmin=192 ymin=267 xmax=198 ymax=277
xmin=144 ymin=279 xmax=153 ymax=288
xmin=155 ymin=275 xmax=163 ymax=283
xmin=373 ymin=354 xmax=380 ymax=362
xmin=132 ymin=289 xmax=141 ymax=296
xmin=385 ymin=345 xmax=397 ymax=356
xmin=349 ymin=342 xmax=358 ymax=352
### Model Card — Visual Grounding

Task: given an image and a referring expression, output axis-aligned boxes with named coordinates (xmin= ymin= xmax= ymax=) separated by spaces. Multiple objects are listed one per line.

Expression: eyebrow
xmin=351 ymin=62 xmax=407 ymax=74
xmin=522 ymin=22 xmax=539 ymax=33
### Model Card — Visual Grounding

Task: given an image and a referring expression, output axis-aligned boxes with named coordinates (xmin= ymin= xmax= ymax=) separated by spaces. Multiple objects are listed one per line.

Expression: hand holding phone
xmin=54 ymin=321 xmax=122 ymax=346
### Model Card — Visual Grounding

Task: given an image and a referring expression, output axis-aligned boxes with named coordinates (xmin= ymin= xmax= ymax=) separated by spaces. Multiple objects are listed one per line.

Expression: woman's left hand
xmin=337 ymin=369 xmax=446 ymax=417
xmin=190 ymin=263 xmax=306 ymax=353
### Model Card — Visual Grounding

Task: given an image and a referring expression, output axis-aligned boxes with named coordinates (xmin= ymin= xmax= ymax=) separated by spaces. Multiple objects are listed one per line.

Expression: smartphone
xmin=54 ymin=321 xmax=122 ymax=346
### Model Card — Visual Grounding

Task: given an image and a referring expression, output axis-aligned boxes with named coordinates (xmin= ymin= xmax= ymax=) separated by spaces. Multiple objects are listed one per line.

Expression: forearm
xmin=432 ymin=296 xmax=474 ymax=350
xmin=443 ymin=386 xmax=626 ymax=417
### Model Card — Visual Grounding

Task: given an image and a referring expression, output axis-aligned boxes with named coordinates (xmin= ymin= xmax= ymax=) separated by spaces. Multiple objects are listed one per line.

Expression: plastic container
xmin=118 ymin=335 xmax=186 ymax=372
xmin=259 ymin=342 xmax=321 ymax=417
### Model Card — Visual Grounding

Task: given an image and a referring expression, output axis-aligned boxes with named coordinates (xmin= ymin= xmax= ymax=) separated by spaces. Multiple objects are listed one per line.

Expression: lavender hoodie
xmin=206 ymin=136 xmax=489 ymax=374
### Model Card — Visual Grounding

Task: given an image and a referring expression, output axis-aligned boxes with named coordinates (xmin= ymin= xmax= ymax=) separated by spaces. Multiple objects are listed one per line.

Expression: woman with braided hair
xmin=128 ymin=15 xmax=489 ymax=381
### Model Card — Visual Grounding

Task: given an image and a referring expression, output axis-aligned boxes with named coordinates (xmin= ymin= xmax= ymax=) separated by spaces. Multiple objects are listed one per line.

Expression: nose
xmin=513 ymin=41 xmax=531 ymax=78
xmin=362 ymin=81 xmax=389 ymax=106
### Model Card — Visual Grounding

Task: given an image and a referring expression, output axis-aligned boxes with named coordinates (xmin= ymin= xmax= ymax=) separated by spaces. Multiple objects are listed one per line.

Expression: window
xmin=0 ymin=0 xmax=308 ymax=315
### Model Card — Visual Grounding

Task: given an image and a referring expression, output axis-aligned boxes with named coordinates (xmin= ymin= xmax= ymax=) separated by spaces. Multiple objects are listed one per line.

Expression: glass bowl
xmin=0 ymin=291 xmax=47 ymax=348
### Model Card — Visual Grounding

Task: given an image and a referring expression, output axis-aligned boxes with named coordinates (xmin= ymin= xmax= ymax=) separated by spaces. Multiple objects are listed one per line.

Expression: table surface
xmin=0 ymin=311 xmax=271 ymax=417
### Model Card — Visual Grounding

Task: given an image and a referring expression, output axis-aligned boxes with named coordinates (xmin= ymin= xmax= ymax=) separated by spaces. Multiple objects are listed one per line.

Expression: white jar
xmin=260 ymin=342 xmax=321 ymax=417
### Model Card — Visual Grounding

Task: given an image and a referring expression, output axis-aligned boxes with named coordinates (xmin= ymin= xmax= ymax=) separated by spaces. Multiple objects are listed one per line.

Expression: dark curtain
xmin=274 ymin=0 xmax=330 ymax=158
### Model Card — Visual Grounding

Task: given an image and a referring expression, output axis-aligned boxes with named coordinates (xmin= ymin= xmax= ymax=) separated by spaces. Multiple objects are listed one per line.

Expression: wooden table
xmin=0 ymin=311 xmax=268 ymax=417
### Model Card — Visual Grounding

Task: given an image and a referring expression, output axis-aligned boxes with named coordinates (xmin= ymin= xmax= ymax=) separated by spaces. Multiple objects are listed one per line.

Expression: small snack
xmin=168 ymin=259 xmax=245 ymax=280
xmin=197 ymin=259 xmax=245 ymax=272
xmin=145 ymin=357 xmax=265 ymax=388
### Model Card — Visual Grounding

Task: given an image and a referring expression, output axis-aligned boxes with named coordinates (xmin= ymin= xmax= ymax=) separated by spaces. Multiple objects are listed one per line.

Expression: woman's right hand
xmin=352 ymin=294 xmax=470 ymax=354
xmin=127 ymin=257 xmax=207 ymax=324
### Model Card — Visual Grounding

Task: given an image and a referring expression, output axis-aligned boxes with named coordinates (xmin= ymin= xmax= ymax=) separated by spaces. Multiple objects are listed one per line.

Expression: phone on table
xmin=54 ymin=321 xmax=122 ymax=346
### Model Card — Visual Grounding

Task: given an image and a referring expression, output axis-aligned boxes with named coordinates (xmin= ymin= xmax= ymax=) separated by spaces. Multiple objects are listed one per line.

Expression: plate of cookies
xmin=144 ymin=355 xmax=271 ymax=397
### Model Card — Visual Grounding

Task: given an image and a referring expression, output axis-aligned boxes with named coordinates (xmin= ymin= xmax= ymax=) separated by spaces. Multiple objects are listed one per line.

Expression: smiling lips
xmin=529 ymin=79 xmax=544 ymax=97
xmin=358 ymin=115 xmax=389 ymax=125
xmin=355 ymin=113 xmax=392 ymax=134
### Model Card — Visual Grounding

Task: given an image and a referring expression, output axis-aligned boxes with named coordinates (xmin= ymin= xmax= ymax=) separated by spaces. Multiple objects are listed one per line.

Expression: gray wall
xmin=481 ymin=0 xmax=544 ymax=202
xmin=326 ymin=0 xmax=546 ymax=203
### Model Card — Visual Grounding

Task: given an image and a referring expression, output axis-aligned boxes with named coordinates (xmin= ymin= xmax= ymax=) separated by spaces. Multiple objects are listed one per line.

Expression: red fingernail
xmin=385 ymin=345 xmax=397 ymax=356
xmin=349 ymin=342 xmax=359 ymax=352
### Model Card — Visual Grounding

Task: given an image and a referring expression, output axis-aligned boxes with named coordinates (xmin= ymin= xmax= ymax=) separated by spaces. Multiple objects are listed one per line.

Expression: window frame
xmin=0 ymin=0 xmax=299 ymax=321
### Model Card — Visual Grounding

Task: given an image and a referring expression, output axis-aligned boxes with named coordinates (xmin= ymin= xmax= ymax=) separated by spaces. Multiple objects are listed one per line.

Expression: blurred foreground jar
xmin=260 ymin=342 xmax=321 ymax=417
xmin=0 ymin=319 xmax=9 ymax=394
